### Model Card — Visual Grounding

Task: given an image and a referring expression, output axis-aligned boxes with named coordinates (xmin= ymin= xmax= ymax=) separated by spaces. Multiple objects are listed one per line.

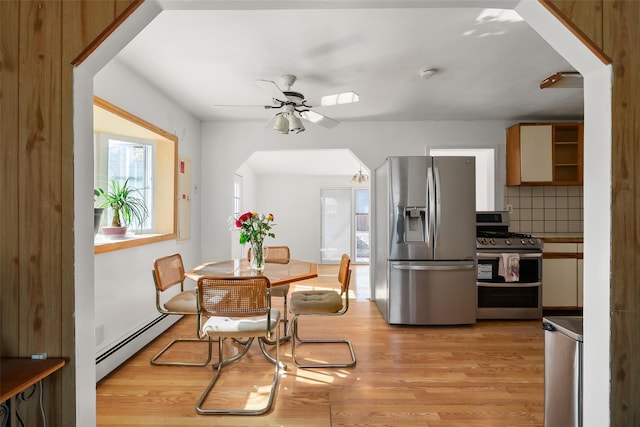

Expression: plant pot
xmin=101 ymin=226 xmax=128 ymax=237
xmin=94 ymin=208 xmax=105 ymax=235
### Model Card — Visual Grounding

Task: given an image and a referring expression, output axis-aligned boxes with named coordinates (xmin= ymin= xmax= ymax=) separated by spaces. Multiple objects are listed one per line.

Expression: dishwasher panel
xmin=542 ymin=316 xmax=583 ymax=427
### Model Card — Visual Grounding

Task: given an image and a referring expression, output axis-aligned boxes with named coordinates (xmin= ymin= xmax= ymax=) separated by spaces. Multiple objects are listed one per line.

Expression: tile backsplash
xmin=504 ymin=186 xmax=583 ymax=233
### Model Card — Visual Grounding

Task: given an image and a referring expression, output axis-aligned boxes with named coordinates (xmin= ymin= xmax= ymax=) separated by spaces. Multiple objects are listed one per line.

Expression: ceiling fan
xmin=214 ymin=74 xmax=359 ymax=134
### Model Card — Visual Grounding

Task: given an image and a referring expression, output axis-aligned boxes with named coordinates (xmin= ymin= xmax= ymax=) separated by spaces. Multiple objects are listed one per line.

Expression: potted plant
xmin=98 ymin=178 xmax=149 ymax=237
xmin=94 ymin=188 xmax=105 ymax=236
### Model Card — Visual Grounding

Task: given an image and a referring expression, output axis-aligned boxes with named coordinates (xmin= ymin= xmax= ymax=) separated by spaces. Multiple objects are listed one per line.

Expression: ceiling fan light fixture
xmin=288 ymin=112 xmax=305 ymax=134
xmin=274 ymin=113 xmax=289 ymax=134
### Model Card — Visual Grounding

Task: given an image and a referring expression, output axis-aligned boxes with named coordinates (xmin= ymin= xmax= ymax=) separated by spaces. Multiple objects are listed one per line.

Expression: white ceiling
xmin=111 ymin=2 xmax=583 ymax=174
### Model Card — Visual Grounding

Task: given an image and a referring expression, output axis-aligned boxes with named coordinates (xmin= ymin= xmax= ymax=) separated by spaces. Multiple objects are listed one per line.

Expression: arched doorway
xmin=73 ymin=2 xmax=611 ymax=424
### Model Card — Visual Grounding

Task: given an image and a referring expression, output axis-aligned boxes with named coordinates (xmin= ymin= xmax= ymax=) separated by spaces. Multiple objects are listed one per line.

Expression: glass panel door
xmin=354 ymin=189 xmax=370 ymax=263
xmin=320 ymin=189 xmax=351 ymax=263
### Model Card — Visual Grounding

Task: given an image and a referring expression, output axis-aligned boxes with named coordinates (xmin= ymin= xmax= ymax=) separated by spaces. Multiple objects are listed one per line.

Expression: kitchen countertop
xmin=536 ymin=233 xmax=583 ymax=244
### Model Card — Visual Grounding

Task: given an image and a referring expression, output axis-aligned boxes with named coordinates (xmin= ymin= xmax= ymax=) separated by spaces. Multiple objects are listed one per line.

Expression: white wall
xmin=252 ymin=174 xmax=363 ymax=263
xmin=93 ymin=59 xmax=202 ymax=355
xmin=201 ymin=120 xmax=511 ymax=263
xmin=515 ymin=2 xmax=613 ymax=423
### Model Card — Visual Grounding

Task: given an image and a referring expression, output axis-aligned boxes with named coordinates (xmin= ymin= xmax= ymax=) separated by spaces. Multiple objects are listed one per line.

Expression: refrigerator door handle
xmin=392 ymin=263 xmax=475 ymax=271
xmin=395 ymin=206 xmax=405 ymax=244
xmin=427 ymin=166 xmax=435 ymax=246
xmin=433 ymin=165 xmax=441 ymax=246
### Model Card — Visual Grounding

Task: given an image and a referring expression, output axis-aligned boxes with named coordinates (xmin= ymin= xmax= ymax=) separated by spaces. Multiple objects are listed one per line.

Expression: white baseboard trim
xmin=96 ymin=314 xmax=181 ymax=382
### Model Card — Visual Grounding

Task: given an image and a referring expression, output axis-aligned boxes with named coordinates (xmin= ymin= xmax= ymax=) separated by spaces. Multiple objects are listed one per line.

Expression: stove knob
xmin=505 ymin=239 xmax=511 ymax=245
xmin=489 ymin=238 xmax=496 ymax=245
xmin=528 ymin=239 xmax=535 ymax=245
xmin=521 ymin=238 xmax=527 ymax=245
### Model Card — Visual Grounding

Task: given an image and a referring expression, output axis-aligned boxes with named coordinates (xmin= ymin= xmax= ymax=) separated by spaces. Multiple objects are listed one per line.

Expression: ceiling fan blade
xmin=255 ymin=79 xmax=287 ymax=103
xmin=211 ymin=104 xmax=269 ymax=109
xmin=320 ymin=91 xmax=360 ymax=107
xmin=300 ymin=110 xmax=340 ymax=129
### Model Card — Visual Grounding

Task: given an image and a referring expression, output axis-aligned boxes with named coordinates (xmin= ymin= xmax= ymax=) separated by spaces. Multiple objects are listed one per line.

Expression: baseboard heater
xmin=96 ymin=314 xmax=180 ymax=381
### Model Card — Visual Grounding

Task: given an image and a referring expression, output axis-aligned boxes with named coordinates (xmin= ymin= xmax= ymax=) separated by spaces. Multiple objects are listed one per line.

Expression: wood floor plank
xmin=97 ymin=265 xmax=544 ymax=426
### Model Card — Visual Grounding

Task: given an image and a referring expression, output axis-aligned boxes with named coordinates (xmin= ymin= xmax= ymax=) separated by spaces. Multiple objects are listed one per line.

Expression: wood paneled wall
xmin=0 ymin=1 xmax=136 ymax=425
xmin=0 ymin=0 xmax=637 ymax=425
xmin=602 ymin=1 xmax=640 ymax=422
xmin=546 ymin=0 xmax=640 ymax=422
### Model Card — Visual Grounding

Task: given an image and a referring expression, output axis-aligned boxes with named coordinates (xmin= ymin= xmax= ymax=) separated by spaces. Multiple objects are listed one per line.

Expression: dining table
xmin=186 ymin=258 xmax=318 ymax=368
xmin=185 ymin=258 xmax=317 ymax=285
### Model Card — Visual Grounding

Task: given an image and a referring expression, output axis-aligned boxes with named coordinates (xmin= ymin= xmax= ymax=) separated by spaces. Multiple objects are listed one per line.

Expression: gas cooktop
xmin=476 ymin=231 xmax=543 ymax=250
xmin=475 ymin=211 xmax=544 ymax=251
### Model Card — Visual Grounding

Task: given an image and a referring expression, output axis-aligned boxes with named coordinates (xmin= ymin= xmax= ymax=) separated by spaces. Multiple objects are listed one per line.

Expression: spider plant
xmin=99 ymin=178 xmax=149 ymax=229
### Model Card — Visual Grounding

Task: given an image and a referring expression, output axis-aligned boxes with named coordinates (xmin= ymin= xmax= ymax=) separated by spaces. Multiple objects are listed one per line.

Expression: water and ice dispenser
xmin=397 ymin=206 xmax=427 ymax=243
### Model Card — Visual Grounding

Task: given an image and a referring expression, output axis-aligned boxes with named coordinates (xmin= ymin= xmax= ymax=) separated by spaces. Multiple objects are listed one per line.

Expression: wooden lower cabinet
xmin=542 ymin=242 xmax=583 ymax=309
xmin=577 ymin=243 xmax=584 ymax=307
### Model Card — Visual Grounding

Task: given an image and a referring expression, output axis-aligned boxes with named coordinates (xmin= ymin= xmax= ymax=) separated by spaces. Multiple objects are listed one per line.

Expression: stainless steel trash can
xmin=542 ymin=316 xmax=583 ymax=427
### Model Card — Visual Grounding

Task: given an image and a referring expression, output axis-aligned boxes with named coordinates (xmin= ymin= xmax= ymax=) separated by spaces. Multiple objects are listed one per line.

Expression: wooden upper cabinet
xmin=506 ymin=122 xmax=583 ymax=186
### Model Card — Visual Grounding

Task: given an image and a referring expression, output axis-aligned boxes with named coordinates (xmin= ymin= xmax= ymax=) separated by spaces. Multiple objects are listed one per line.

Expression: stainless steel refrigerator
xmin=373 ymin=156 xmax=477 ymax=325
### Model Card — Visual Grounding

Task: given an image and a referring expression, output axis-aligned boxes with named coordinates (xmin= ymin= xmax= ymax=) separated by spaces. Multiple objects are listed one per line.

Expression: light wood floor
xmin=96 ymin=265 xmax=544 ymax=426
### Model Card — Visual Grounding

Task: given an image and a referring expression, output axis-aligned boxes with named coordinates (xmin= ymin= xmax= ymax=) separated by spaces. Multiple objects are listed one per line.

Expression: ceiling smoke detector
xmin=420 ymin=67 xmax=439 ymax=79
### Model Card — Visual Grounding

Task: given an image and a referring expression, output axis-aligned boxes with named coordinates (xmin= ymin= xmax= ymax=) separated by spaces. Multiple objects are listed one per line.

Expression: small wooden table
xmin=1 ymin=358 xmax=66 ymax=427
xmin=186 ymin=258 xmax=318 ymax=285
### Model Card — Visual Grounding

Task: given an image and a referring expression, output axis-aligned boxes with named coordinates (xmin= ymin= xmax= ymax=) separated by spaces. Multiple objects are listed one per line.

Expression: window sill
xmin=94 ymin=233 xmax=176 ymax=254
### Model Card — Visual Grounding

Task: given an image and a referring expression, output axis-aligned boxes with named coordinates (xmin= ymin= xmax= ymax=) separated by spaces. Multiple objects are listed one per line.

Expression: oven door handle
xmin=393 ymin=263 xmax=475 ymax=271
xmin=477 ymin=252 xmax=542 ymax=259
xmin=477 ymin=281 xmax=542 ymax=288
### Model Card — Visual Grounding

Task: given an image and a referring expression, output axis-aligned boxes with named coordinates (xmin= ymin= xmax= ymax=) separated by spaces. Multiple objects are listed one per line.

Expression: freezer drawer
xmin=388 ymin=261 xmax=476 ymax=325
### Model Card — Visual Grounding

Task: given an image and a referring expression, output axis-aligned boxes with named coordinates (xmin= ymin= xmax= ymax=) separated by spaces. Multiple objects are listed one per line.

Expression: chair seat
xmin=164 ymin=289 xmax=197 ymax=313
xmin=201 ymin=309 xmax=281 ymax=338
xmin=270 ymin=283 xmax=289 ymax=297
xmin=290 ymin=290 xmax=343 ymax=314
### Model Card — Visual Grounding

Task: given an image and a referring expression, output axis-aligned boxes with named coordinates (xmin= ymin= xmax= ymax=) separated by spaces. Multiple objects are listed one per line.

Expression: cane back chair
xmin=151 ymin=253 xmax=212 ymax=366
xmin=195 ymin=276 xmax=281 ymax=415
xmin=288 ymin=253 xmax=356 ymax=368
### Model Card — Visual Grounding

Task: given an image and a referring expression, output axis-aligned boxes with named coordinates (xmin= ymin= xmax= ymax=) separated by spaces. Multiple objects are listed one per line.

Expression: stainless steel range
xmin=476 ymin=211 xmax=543 ymax=320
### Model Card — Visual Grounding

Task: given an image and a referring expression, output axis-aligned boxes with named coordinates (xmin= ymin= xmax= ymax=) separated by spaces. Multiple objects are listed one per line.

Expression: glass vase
xmin=250 ymin=242 xmax=268 ymax=271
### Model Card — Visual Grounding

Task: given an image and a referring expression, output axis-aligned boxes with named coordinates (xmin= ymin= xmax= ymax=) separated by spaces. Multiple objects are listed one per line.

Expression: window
xmin=354 ymin=189 xmax=370 ymax=263
xmin=429 ymin=148 xmax=495 ymax=211
xmin=233 ymin=174 xmax=242 ymax=218
xmin=95 ymin=134 xmax=155 ymax=231
xmin=93 ymin=96 xmax=177 ymax=253
xmin=231 ymin=174 xmax=243 ymax=259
